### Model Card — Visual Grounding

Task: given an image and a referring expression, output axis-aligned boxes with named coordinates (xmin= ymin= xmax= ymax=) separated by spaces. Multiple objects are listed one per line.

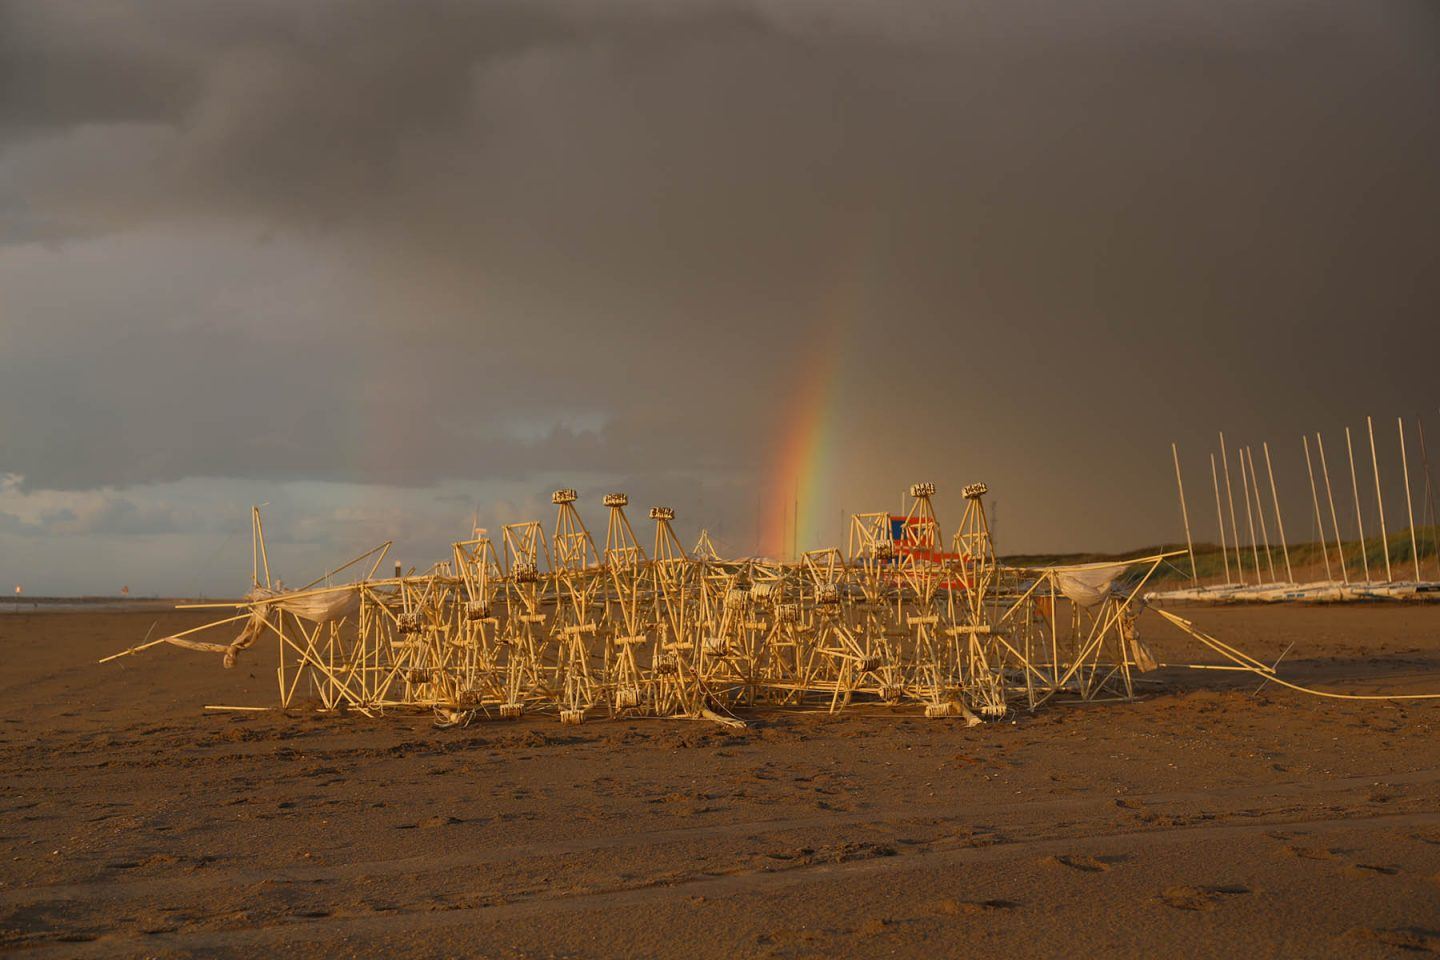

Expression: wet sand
xmin=3 ymin=605 xmax=1439 ymax=958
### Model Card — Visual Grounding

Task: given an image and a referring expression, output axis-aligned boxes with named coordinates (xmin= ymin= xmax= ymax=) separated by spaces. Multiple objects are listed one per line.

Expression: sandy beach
xmin=1 ymin=604 xmax=1437 ymax=957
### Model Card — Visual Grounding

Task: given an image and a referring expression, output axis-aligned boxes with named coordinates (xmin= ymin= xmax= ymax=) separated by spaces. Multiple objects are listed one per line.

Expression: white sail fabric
xmin=1052 ymin=562 xmax=1129 ymax=607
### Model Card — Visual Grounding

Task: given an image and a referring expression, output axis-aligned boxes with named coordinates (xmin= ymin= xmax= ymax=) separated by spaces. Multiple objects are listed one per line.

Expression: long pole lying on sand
xmin=1220 ymin=434 xmax=1245 ymax=583
xmin=1210 ymin=453 xmax=1232 ymax=585
xmin=1303 ymin=435 xmax=1333 ymax=581
xmin=1368 ymin=415 xmax=1393 ymax=582
xmin=1246 ymin=447 xmax=1276 ymax=581
xmin=1172 ymin=443 xmax=1197 ymax=585
xmin=1316 ymin=433 xmax=1348 ymax=584
xmin=1346 ymin=427 xmax=1372 ymax=583
xmin=1262 ymin=441 xmax=1293 ymax=583
xmin=1399 ymin=417 xmax=1421 ymax=582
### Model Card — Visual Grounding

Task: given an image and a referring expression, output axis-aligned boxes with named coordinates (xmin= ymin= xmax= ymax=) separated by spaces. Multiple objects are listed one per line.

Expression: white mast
xmin=1367 ymin=415 xmax=1392 ymax=582
xmin=1262 ymin=442 xmax=1293 ymax=583
xmin=1315 ymin=433 xmax=1348 ymax=584
xmin=1220 ymin=434 xmax=1245 ymax=583
xmin=1239 ymin=446 xmax=1261 ymax=581
xmin=1210 ymin=453 xmax=1232 ymax=585
xmin=1399 ymin=417 xmax=1420 ymax=582
xmin=1419 ymin=418 xmax=1440 ymax=580
xmin=1172 ymin=443 xmax=1197 ymax=586
xmin=1303 ymin=436 xmax=1332 ymax=581
xmin=1246 ymin=447 xmax=1276 ymax=581
xmin=1346 ymin=427 xmax=1371 ymax=583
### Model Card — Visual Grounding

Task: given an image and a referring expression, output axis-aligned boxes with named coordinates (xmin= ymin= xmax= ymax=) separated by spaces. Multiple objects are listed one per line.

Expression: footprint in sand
xmin=1048 ymin=853 xmax=1126 ymax=873
xmin=394 ymin=815 xmax=461 ymax=829
xmin=1347 ymin=926 xmax=1440 ymax=954
xmin=934 ymin=898 xmax=1019 ymax=915
xmin=1158 ymin=884 xmax=1252 ymax=911
xmin=1348 ymin=863 xmax=1401 ymax=876
xmin=1280 ymin=844 xmax=1340 ymax=861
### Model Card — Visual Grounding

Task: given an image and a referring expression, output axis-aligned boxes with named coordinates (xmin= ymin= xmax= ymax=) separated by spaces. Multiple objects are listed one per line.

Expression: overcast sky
xmin=2 ymin=0 xmax=1438 ymax=595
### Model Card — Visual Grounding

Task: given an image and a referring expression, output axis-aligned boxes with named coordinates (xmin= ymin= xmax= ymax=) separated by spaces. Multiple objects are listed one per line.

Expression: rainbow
xmin=756 ymin=218 xmax=884 ymax=559
xmin=756 ymin=214 xmax=893 ymax=559
xmin=758 ymin=323 xmax=847 ymax=558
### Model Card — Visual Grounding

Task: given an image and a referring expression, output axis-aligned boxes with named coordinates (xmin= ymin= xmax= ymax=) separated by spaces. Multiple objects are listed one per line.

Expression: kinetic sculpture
xmin=108 ymin=482 xmax=1187 ymax=725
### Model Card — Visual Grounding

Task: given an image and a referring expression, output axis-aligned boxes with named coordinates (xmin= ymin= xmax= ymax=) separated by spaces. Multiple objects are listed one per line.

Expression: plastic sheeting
xmin=246 ymin=586 xmax=360 ymax=623
xmin=1052 ymin=562 xmax=1129 ymax=607
xmin=165 ymin=586 xmax=363 ymax=669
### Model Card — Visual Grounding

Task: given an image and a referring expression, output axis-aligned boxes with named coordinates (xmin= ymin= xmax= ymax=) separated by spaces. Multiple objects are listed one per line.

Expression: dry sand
xmin=3 ymin=605 xmax=1439 ymax=958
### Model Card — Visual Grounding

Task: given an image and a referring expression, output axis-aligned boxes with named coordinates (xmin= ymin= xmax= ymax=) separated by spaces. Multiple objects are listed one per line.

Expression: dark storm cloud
xmin=2 ymin=0 xmax=1439 ymax=571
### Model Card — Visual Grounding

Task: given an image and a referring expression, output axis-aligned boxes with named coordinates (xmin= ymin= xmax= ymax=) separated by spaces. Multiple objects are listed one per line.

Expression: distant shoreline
xmin=0 ymin=597 xmax=224 ymax=614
